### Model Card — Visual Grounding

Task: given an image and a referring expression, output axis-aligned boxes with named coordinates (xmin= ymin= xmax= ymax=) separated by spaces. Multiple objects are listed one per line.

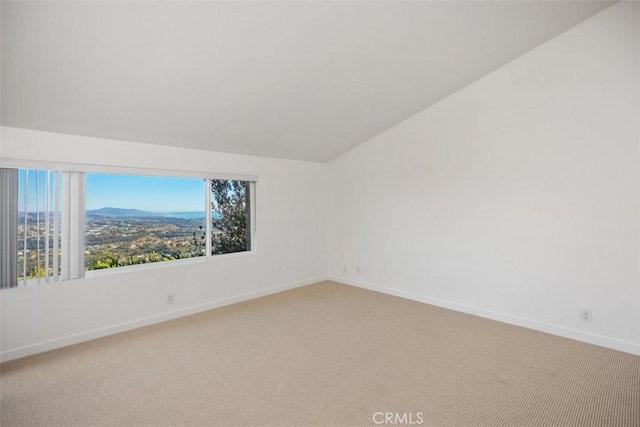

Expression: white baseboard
xmin=1 ymin=276 xmax=327 ymax=363
xmin=329 ymin=275 xmax=640 ymax=356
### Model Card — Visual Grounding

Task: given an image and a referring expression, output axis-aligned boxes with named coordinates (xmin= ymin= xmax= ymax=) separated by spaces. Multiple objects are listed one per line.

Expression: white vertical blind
xmin=12 ymin=168 xmax=64 ymax=285
xmin=36 ymin=170 xmax=40 ymax=283
xmin=23 ymin=170 xmax=28 ymax=285
xmin=45 ymin=171 xmax=50 ymax=283
xmin=0 ymin=168 xmax=19 ymax=289
xmin=53 ymin=172 xmax=60 ymax=282
xmin=60 ymin=171 xmax=85 ymax=280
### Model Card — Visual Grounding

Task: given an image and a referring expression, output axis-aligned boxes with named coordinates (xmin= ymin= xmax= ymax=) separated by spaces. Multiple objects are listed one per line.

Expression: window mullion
xmin=205 ymin=178 xmax=212 ymax=257
xmin=250 ymin=181 xmax=257 ymax=248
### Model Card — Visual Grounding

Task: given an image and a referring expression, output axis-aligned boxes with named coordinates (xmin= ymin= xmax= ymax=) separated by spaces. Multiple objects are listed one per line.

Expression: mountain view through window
xmin=85 ymin=174 xmax=252 ymax=271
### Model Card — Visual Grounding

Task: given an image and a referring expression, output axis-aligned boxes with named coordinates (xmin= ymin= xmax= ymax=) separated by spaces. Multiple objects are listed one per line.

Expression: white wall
xmin=0 ymin=127 xmax=328 ymax=361
xmin=328 ymin=2 xmax=640 ymax=354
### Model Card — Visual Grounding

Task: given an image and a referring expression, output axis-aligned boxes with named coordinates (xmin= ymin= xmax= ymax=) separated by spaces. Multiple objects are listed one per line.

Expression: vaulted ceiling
xmin=1 ymin=1 xmax=615 ymax=162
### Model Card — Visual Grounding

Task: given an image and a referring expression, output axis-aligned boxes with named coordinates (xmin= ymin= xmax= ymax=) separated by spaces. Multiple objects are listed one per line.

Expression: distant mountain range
xmin=87 ymin=207 xmax=155 ymax=217
xmin=86 ymin=207 xmax=206 ymax=220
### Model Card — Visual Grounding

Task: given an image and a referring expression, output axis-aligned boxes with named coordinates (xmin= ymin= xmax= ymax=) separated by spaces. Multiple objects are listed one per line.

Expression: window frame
xmin=1 ymin=158 xmax=258 ymax=287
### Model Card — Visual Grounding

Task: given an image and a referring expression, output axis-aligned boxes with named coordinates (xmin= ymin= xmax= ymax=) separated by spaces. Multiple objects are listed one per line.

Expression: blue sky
xmin=86 ymin=173 xmax=206 ymax=211
xmin=19 ymin=170 xmax=206 ymax=212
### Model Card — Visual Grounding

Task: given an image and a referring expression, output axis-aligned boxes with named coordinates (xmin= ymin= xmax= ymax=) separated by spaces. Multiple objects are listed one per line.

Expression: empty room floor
xmin=1 ymin=281 xmax=638 ymax=426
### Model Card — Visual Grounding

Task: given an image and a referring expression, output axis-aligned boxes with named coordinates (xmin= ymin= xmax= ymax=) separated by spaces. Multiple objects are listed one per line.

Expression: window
xmin=0 ymin=166 xmax=257 ymax=289
xmin=0 ymin=168 xmax=64 ymax=288
xmin=210 ymin=179 xmax=252 ymax=255
xmin=85 ymin=173 xmax=207 ymax=271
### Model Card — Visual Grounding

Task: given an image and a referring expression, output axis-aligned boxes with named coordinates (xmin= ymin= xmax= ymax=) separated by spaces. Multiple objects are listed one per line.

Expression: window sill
xmin=5 ymin=250 xmax=258 ymax=289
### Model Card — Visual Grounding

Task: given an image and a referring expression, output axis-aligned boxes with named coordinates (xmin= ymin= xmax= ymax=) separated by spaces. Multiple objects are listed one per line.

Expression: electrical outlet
xmin=343 ymin=265 xmax=347 ymax=273
xmin=356 ymin=266 xmax=361 ymax=274
xmin=167 ymin=293 xmax=175 ymax=305
xmin=580 ymin=309 xmax=592 ymax=323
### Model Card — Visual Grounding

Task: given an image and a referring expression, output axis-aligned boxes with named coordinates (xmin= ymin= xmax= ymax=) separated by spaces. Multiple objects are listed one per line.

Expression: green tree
xmin=211 ymin=180 xmax=250 ymax=255
xmin=87 ymin=256 xmax=119 ymax=270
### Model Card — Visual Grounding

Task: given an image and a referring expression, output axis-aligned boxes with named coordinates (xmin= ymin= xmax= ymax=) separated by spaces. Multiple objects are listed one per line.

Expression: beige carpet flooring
xmin=1 ymin=281 xmax=638 ymax=427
